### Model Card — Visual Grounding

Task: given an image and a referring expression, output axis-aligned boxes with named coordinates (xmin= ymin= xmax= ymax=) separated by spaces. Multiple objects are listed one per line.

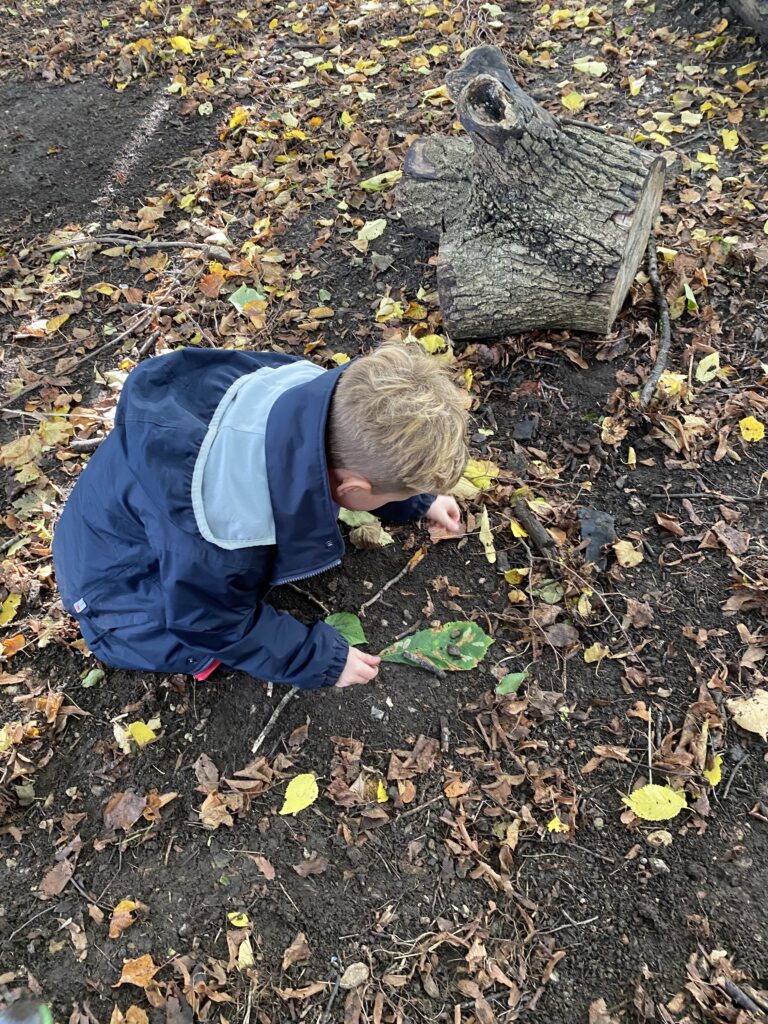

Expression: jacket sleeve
xmin=372 ymin=493 xmax=434 ymax=524
xmin=156 ymin=543 xmax=348 ymax=689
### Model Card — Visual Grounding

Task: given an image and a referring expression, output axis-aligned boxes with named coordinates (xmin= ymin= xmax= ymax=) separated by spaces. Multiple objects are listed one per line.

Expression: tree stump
xmin=730 ymin=0 xmax=768 ymax=38
xmin=398 ymin=46 xmax=666 ymax=339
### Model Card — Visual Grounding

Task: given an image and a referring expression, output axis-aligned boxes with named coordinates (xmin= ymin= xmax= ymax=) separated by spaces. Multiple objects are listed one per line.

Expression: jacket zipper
xmin=274 ymin=557 xmax=341 ymax=586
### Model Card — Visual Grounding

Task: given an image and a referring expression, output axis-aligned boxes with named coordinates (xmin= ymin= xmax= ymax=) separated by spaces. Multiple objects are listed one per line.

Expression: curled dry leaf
xmin=293 ymin=851 xmax=330 ymax=876
xmin=109 ymin=898 xmax=148 ymax=939
xmin=113 ymin=954 xmax=160 ymax=989
xmin=544 ymin=621 xmax=579 ymax=649
xmin=282 ymin=932 xmax=312 ymax=970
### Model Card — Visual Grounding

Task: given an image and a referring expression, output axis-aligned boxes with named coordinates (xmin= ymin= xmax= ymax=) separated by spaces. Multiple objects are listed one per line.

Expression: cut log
xmin=398 ymin=46 xmax=665 ymax=339
xmin=730 ymin=0 xmax=767 ymax=37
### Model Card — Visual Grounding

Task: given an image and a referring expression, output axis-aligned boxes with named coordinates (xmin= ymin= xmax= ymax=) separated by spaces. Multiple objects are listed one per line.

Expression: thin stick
xmin=722 ymin=979 xmax=767 ymax=1016
xmin=320 ymin=957 xmax=342 ymax=1024
xmin=360 ymin=559 xmax=420 ymax=615
xmin=251 ymin=689 xmax=297 ymax=754
xmin=35 ymin=234 xmax=230 ymax=261
xmin=640 ymin=235 xmax=673 ymax=408
xmin=722 ymin=753 xmax=749 ymax=800
xmin=6 ymin=310 xmax=153 ymax=408
xmin=8 ymin=904 xmax=58 ymax=941
xmin=647 ymin=713 xmax=654 ymax=784
xmin=286 ymin=583 xmax=330 ymax=616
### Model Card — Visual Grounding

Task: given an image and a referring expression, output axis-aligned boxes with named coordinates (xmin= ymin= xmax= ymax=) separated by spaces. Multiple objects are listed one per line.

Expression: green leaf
xmin=50 ymin=249 xmax=70 ymax=264
xmin=229 ymin=284 xmax=265 ymax=312
xmin=325 ymin=612 xmax=367 ymax=645
xmin=380 ymin=620 xmax=493 ymax=672
xmin=359 ymin=170 xmax=402 ymax=191
xmin=495 ymin=669 xmax=528 ymax=695
xmin=533 ymin=580 xmax=564 ymax=604
xmin=81 ymin=668 xmax=105 ymax=688
xmin=683 ymin=282 xmax=698 ymax=312
xmin=338 ymin=509 xmax=378 ymax=527
xmin=338 ymin=509 xmax=393 ymax=548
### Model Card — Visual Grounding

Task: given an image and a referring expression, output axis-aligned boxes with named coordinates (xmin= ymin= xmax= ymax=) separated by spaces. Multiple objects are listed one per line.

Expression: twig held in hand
xmin=251 ymin=689 xmax=297 ymax=754
xmin=640 ymin=235 xmax=673 ymax=408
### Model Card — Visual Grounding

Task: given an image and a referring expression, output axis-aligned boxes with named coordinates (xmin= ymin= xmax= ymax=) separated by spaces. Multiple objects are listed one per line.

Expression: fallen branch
xmin=251 ymin=689 xmax=297 ymax=755
xmin=359 ymin=547 xmax=427 ymax=615
xmin=69 ymin=437 xmax=103 ymax=454
xmin=286 ymin=583 xmax=330 ymax=616
xmin=640 ymin=235 xmax=673 ymax=408
xmin=35 ymin=233 xmax=231 ymax=262
xmin=722 ymin=979 xmax=768 ymax=1017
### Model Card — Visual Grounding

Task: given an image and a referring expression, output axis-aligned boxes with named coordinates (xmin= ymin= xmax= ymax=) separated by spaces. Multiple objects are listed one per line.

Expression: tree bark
xmin=398 ymin=46 xmax=665 ymax=339
xmin=729 ymin=0 xmax=767 ymax=37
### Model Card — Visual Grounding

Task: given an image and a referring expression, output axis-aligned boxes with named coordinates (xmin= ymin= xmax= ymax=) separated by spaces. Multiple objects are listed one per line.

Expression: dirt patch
xmin=0 ymin=79 xmax=217 ymax=235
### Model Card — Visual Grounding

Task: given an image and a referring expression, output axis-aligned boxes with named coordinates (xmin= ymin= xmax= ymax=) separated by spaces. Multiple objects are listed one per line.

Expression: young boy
xmin=52 ymin=344 xmax=468 ymax=690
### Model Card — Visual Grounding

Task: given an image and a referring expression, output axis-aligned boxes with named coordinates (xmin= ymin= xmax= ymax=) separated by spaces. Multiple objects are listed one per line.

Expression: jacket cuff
xmin=373 ymin=493 xmax=435 ymax=524
xmin=296 ymin=624 xmax=349 ymax=690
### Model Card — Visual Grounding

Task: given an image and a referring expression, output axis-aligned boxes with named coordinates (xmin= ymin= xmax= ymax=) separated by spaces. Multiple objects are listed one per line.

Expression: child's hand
xmin=426 ymin=495 xmax=462 ymax=540
xmin=335 ymin=647 xmax=381 ymax=688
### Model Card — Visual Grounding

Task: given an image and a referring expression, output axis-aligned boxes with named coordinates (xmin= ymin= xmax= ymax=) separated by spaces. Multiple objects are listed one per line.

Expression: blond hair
xmin=327 ymin=344 xmax=469 ymax=494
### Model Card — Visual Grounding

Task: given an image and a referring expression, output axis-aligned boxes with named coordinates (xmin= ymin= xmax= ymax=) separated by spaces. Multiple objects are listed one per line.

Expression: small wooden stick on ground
xmin=640 ymin=235 xmax=673 ymax=408
xmin=251 ymin=689 xmax=297 ymax=754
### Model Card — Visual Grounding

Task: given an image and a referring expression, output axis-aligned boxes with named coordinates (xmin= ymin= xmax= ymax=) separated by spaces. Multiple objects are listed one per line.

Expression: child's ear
xmin=334 ymin=471 xmax=373 ymax=499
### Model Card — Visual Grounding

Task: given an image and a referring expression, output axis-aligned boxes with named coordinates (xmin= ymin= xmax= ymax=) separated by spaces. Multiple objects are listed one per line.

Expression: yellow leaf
xmin=584 ymin=642 xmax=609 ymax=664
xmin=357 ymin=218 xmax=387 ymax=242
xmin=561 ymin=91 xmax=585 ymax=112
xmin=547 ymin=815 xmax=569 ymax=833
xmin=510 ymin=518 xmax=528 ymax=539
xmin=416 ymin=334 xmax=447 ymax=354
xmin=572 ymin=57 xmax=608 ymax=77
xmin=628 ymin=75 xmax=646 ymax=96
xmin=114 ymin=954 xmax=160 ymax=988
xmin=331 ymin=352 xmax=350 ymax=366
xmin=622 ymin=784 xmax=687 ymax=821
xmin=681 ymin=110 xmax=702 ymax=126
xmin=464 ymin=367 xmax=473 ymax=391
xmin=721 ymin=128 xmax=739 ymax=151
xmin=739 ymin=415 xmax=765 ymax=442
xmin=280 ymin=773 xmax=319 ymax=815
xmin=504 ymin=568 xmax=529 ymax=585
xmin=463 ymin=458 xmax=499 ymax=491
xmin=168 ymin=35 xmax=193 ymax=54
xmin=238 ymin=936 xmax=256 ymax=968
xmin=613 ymin=539 xmax=643 ymax=568
xmin=227 ymin=911 xmax=250 ymax=928
xmin=703 ymin=755 xmax=722 ymax=786
xmin=228 ymin=106 xmax=249 ymax=130
xmin=736 ymin=61 xmax=757 ymax=76
xmin=727 ymin=689 xmax=768 ymax=741
xmin=376 ymin=781 xmax=388 ymax=804
xmin=627 ymin=446 xmax=637 ymax=469
xmin=479 ymin=506 xmax=496 ymax=565
xmin=126 ymin=721 xmax=157 ymax=748
xmin=45 ymin=313 xmax=70 ymax=334
xmin=695 ymin=351 xmax=720 ymax=382
xmin=0 ymin=594 xmax=21 ymax=627
xmin=507 ymin=588 xmax=527 ymax=605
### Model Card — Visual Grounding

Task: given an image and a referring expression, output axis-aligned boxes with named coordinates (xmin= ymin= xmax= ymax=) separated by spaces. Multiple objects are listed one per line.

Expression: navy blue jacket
xmin=52 ymin=349 xmax=432 ymax=688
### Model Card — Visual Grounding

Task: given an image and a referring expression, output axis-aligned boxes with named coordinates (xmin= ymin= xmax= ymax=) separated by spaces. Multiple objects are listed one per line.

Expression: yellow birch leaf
xmin=479 ymin=506 xmax=496 ymax=565
xmin=126 ymin=721 xmax=157 ymax=748
xmin=416 ymin=334 xmax=447 ymax=354
xmin=695 ymin=351 xmax=720 ymax=382
xmin=739 ymin=416 xmax=765 ymax=442
xmin=622 ymin=784 xmax=687 ymax=821
xmin=510 ymin=518 xmax=528 ymax=539
xmin=280 ymin=773 xmax=319 ymax=815
xmin=547 ymin=815 xmax=569 ymax=833
xmin=627 ymin=446 xmax=637 ymax=469
xmin=504 ymin=568 xmax=529 ymax=585
xmin=463 ymin=458 xmax=499 ymax=491
xmin=45 ymin=313 xmax=70 ymax=334
xmin=584 ymin=642 xmax=609 ymax=664
xmin=572 ymin=58 xmax=608 ymax=77
xmin=331 ymin=353 xmax=350 ymax=365
xmin=238 ymin=936 xmax=256 ymax=968
xmin=0 ymin=594 xmax=22 ymax=627
xmin=464 ymin=367 xmax=473 ymax=391
xmin=628 ymin=75 xmax=646 ymax=96
xmin=376 ymin=781 xmax=388 ymax=803
xmin=736 ymin=61 xmax=757 ymax=75
xmin=721 ymin=129 xmax=738 ymax=151
xmin=613 ymin=539 xmax=643 ymax=567
xmin=227 ymin=911 xmax=250 ymax=928
xmin=703 ymin=755 xmax=722 ymax=786
xmin=168 ymin=35 xmax=194 ymax=54
xmin=561 ymin=91 xmax=585 ymax=111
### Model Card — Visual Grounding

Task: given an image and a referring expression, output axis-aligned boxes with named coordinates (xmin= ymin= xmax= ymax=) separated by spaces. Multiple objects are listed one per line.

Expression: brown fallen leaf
xmin=109 ymin=898 xmax=148 ymax=939
xmin=193 ymin=753 xmax=220 ymax=793
xmin=624 ymin=598 xmax=654 ymax=629
xmin=282 ymin=932 xmax=312 ymax=970
xmin=244 ymin=854 xmax=275 ymax=880
xmin=544 ymin=621 xmax=579 ymax=648
xmin=39 ymin=857 xmax=75 ymax=898
xmin=198 ymin=791 xmax=234 ymax=830
xmin=654 ymin=511 xmax=684 ymax=536
xmin=713 ymin=522 xmax=750 ymax=556
xmin=292 ymin=852 xmax=330 ymax=877
xmin=104 ymin=792 xmax=148 ymax=832
xmin=727 ymin=690 xmax=768 ymax=741
xmin=275 ymin=983 xmax=326 ymax=1001
xmin=113 ymin=954 xmax=160 ymax=989
xmin=589 ymin=998 xmax=621 ymax=1024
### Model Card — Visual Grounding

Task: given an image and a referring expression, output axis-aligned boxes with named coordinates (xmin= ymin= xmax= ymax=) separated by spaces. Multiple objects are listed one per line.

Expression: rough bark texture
xmin=730 ymin=0 xmax=768 ymax=37
xmin=398 ymin=45 xmax=666 ymax=339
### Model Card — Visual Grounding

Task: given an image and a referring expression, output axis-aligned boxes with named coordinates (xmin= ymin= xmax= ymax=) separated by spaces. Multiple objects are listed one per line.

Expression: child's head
xmin=327 ymin=343 xmax=469 ymax=511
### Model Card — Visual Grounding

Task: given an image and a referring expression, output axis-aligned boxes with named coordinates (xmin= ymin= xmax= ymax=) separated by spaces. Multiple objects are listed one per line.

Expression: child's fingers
xmin=359 ymin=651 xmax=381 ymax=667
